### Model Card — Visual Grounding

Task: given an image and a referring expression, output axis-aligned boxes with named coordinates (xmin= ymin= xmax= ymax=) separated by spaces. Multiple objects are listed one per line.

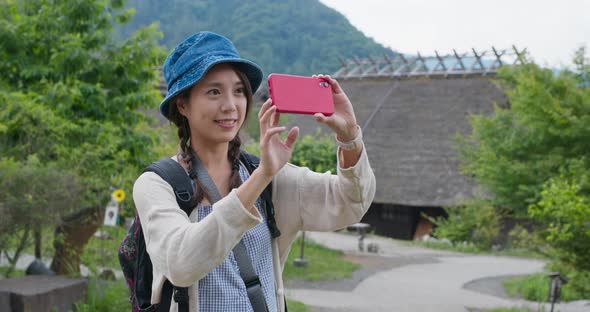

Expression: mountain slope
xmin=119 ymin=0 xmax=396 ymax=75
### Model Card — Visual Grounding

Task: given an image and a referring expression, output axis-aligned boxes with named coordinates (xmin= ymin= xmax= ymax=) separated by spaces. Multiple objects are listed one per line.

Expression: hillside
xmin=118 ymin=0 xmax=396 ymax=75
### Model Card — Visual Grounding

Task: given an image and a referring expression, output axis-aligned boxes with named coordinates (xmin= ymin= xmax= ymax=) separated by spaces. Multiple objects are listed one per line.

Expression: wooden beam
xmin=512 ymin=45 xmax=527 ymax=64
xmin=471 ymin=48 xmax=485 ymax=72
xmin=453 ymin=49 xmax=466 ymax=70
xmin=338 ymin=56 xmax=348 ymax=68
xmin=412 ymin=52 xmax=428 ymax=74
xmin=434 ymin=50 xmax=447 ymax=71
xmin=491 ymin=46 xmax=504 ymax=67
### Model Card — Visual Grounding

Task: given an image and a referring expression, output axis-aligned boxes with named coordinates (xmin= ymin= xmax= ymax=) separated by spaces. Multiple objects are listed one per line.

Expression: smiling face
xmin=176 ymin=63 xmax=251 ymax=150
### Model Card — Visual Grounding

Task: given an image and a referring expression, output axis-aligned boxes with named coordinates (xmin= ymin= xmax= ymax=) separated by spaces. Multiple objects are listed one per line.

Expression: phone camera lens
xmin=320 ymin=81 xmax=329 ymax=88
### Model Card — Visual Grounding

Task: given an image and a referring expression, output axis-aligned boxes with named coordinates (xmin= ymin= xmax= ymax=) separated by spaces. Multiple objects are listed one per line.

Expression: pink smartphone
xmin=267 ymin=73 xmax=334 ymax=116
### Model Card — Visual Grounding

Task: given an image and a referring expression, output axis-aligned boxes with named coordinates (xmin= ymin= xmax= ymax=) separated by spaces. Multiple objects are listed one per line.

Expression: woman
xmin=133 ymin=31 xmax=376 ymax=312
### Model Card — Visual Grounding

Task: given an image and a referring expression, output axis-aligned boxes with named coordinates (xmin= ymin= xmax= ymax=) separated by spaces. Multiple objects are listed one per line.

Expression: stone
xmin=0 ymin=275 xmax=88 ymax=312
xmin=99 ymin=268 xmax=116 ymax=281
xmin=367 ymin=243 xmax=380 ymax=253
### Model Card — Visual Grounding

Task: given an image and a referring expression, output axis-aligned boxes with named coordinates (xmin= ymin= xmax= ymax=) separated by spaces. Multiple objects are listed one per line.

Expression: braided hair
xmin=167 ymin=66 xmax=254 ymax=204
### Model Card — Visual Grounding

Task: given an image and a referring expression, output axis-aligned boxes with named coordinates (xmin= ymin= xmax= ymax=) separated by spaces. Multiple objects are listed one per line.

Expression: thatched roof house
xmin=256 ymin=48 xmax=521 ymax=239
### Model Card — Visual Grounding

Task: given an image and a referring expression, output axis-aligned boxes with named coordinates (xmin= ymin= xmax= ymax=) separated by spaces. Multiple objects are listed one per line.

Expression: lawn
xmin=283 ymin=234 xmax=359 ymax=282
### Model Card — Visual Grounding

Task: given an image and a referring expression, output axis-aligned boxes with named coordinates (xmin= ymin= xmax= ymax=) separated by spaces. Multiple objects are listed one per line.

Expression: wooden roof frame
xmin=333 ymin=46 xmax=526 ymax=79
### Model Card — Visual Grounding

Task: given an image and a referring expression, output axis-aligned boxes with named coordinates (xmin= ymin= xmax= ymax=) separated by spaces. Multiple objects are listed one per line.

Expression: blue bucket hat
xmin=159 ymin=31 xmax=263 ymax=119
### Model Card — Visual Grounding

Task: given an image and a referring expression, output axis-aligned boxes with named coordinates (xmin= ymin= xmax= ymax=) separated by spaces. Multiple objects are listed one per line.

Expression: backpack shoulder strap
xmin=239 ymin=151 xmax=281 ymax=238
xmin=143 ymin=158 xmax=192 ymax=312
xmin=144 ymin=158 xmax=197 ymax=217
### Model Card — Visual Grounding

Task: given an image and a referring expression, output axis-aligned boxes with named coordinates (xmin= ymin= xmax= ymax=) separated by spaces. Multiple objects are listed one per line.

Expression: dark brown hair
xmin=167 ymin=65 xmax=254 ymax=204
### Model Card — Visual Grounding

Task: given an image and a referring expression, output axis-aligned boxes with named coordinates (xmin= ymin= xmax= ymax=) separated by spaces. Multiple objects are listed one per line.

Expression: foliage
xmin=0 ymin=0 xmax=166 ymax=274
xmin=81 ymin=225 xmax=128 ymax=272
xmin=455 ymin=48 xmax=590 ymax=216
xmin=0 ymin=157 xmax=80 ymax=230
xmin=0 ymin=0 xmax=165 ymax=207
xmin=0 ymin=266 xmax=25 ymax=278
xmin=289 ymin=131 xmax=337 ymax=174
xmin=505 ymin=225 xmax=547 ymax=256
xmin=117 ymin=0 xmax=395 ymax=75
xmin=528 ymin=175 xmax=590 ymax=271
xmin=245 ymin=129 xmax=337 ymax=174
xmin=504 ymin=273 xmax=549 ymax=302
xmin=283 ymin=235 xmax=359 ymax=282
xmin=504 ymin=269 xmax=590 ymax=302
xmin=74 ymin=278 xmax=130 ymax=312
xmin=430 ymin=200 xmax=500 ymax=250
xmin=0 ymin=157 xmax=80 ymax=275
xmin=548 ymin=262 xmax=590 ymax=300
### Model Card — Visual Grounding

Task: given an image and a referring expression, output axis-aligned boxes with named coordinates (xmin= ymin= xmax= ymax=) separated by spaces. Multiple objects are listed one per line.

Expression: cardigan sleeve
xmin=133 ymin=172 xmax=262 ymax=287
xmin=272 ymin=144 xmax=376 ymax=235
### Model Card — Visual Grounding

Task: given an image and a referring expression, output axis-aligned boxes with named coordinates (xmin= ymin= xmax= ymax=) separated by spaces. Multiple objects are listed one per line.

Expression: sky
xmin=319 ymin=0 xmax=589 ymax=69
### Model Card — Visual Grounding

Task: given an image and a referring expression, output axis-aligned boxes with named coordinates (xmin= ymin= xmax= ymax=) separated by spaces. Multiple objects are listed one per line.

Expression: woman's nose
xmin=220 ymin=95 xmax=238 ymax=111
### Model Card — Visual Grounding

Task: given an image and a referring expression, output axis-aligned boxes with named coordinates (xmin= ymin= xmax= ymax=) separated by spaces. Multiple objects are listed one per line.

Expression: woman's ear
xmin=176 ymin=97 xmax=188 ymax=117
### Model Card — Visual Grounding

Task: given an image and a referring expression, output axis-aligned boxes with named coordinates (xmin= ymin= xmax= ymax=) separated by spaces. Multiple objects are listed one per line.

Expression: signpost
xmin=103 ymin=189 xmax=125 ymax=227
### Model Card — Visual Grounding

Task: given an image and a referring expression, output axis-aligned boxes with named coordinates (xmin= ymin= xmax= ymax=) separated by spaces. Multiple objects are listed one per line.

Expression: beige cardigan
xmin=132 ymin=145 xmax=376 ymax=312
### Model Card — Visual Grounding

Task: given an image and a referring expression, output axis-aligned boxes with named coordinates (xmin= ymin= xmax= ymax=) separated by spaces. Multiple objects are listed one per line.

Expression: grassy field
xmin=283 ymin=235 xmax=359 ymax=282
xmin=0 ymin=266 xmax=25 ymax=278
xmin=286 ymin=298 xmax=309 ymax=312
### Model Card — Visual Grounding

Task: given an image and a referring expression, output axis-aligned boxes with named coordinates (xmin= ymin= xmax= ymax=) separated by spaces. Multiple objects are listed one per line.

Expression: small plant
xmin=504 ymin=268 xmax=590 ymax=302
xmin=504 ymin=273 xmax=548 ymax=302
xmin=74 ymin=278 xmax=130 ymax=312
xmin=430 ymin=199 xmax=500 ymax=250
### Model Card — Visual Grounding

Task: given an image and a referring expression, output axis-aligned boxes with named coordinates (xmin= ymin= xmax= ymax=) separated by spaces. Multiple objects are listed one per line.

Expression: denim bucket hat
xmin=159 ymin=31 xmax=263 ymax=119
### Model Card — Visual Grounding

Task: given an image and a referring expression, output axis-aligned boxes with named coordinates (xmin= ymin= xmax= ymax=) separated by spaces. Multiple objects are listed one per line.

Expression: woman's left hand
xmin=312 ymin=74 xmax=359 ymax=142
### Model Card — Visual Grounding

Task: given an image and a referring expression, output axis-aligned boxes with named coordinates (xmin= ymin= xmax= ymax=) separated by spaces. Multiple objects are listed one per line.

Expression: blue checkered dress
xmin=196 ymin=164 xmax=277 ymax=312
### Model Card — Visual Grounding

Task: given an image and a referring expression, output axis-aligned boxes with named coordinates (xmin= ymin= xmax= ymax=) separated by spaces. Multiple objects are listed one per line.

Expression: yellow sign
xmin=112 ymin=189 xmax=126 ymax=203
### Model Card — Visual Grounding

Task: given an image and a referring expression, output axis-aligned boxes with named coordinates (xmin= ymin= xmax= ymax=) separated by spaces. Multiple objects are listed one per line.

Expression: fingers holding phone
xmin=311 ymin=74 xmax=359 ymax=142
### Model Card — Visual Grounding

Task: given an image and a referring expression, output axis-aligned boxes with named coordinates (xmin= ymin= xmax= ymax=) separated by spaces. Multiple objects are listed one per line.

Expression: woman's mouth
xmin=215 ymin=119 xmax=237 ymax=129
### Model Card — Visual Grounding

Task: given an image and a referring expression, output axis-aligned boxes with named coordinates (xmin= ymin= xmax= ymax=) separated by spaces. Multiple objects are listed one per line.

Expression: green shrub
xmin=504 ymin=268 xmax=590 ymax=302
xmin=505 ymin=224 xmax=549 ymax=257
xmin=529 ymin=175 xmax=590 ymax=271
xmin=80 ymin=225 xmax=127 ymax=271
xmin=504 ymin=273 xmax=548 ymax=301
xmin=74 ymin=278 xmax=130 ymax=312
xmin=548 ymin=262 xmax=590 ymax=300
xmin=431 ymin=200 xmax=500 ymax=250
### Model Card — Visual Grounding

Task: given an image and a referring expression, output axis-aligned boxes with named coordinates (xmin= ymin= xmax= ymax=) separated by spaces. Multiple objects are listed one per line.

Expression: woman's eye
xmin=236 ymin=87 xmax=246 ymax=94
xmin=207 ymin=89 xmax=220 ymax=95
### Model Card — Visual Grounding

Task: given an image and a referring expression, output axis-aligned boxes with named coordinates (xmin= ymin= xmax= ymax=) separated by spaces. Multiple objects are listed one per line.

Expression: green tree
xmin=0 ymin=157 xmax=81 ymax=277
xmin=0 ymin=0 xmax=165 ymax=275
xmin=456 ymin=48 xmax=590 ymax=216
xmin=289 ymin=131 xmax=337 ymax=174
xmin=529 ymin=172 xmax=590 ymax=271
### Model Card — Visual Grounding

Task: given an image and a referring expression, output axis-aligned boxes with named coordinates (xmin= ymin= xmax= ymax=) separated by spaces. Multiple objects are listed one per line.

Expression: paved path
xmin=286 ymin=231 xmax=589 ymax=312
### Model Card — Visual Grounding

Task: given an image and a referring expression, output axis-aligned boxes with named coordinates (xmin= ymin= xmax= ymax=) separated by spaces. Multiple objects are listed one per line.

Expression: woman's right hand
xmin=257 ymin=99 xmax=299 ymax=178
